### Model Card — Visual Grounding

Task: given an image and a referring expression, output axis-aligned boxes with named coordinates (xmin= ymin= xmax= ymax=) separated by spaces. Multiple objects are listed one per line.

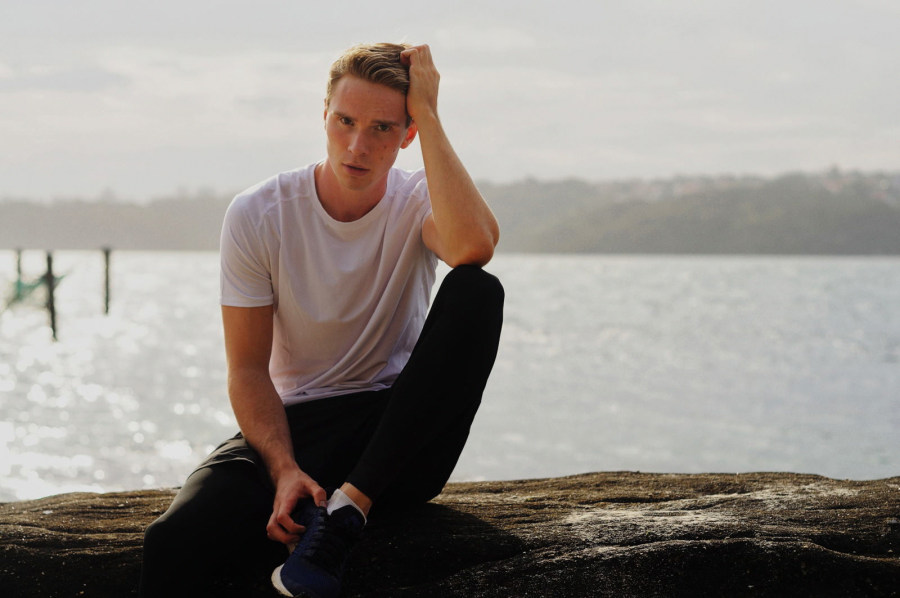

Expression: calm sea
xmin=1 ymin=251 xmax=898 ymax=502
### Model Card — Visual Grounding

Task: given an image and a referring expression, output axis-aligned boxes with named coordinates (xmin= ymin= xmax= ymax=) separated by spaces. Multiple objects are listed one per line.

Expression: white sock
xmin=326 ymin=488 xmax=367 ymax=524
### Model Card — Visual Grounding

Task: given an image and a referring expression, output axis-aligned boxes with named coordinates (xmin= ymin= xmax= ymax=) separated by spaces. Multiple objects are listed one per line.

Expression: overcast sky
xmin=1 ymin=0 xmax=898 ymax=200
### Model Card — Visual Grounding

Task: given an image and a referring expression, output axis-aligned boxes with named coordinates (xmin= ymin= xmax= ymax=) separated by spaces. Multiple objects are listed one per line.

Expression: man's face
xmin=323 ymin=75 xmax=417 ymax=197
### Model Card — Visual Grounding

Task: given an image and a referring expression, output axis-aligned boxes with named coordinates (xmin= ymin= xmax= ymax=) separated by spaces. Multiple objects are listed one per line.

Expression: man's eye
xmin=340 ymin=117 xmax=353 ymax=126
xmin=375 ymin=124 xmax=391 ymax=133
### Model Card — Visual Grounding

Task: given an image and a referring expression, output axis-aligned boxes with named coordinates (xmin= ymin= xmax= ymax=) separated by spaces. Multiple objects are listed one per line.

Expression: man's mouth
xmin=344 ymin=163 xmax=368 ymax=176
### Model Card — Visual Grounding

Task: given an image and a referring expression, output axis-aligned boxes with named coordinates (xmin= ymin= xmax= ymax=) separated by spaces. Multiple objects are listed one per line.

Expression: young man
xmin=140 ymin=43 xmax=503 ymax=597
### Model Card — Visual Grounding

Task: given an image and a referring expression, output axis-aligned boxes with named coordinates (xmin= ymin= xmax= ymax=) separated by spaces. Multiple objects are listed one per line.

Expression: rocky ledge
xmin=1 ymin=472 xmax=899 ymax=597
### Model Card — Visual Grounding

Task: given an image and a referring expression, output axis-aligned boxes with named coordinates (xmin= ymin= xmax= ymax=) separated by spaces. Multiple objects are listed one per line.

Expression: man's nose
xmin=348 ymin=131 xmax=368 ymax=155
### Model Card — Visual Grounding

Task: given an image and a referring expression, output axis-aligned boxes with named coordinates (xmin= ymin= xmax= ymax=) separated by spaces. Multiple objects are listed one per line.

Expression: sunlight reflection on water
xmin=2 ymin=251 xmax=899 ymax=501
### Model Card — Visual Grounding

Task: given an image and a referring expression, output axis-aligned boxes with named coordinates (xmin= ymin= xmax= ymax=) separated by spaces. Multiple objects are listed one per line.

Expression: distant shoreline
xmin=3 ymin=168 xmax=899 ymax=254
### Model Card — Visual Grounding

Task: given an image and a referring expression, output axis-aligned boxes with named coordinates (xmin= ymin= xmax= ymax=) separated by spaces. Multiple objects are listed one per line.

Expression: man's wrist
xmin=411 ymin=109 xmax=441 ymax=133
xmin=265 ymin=453 xmax=301 ymax=484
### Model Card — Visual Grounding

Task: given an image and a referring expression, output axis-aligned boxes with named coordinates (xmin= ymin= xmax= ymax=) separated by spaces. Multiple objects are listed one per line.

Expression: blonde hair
xmin=326 ymin=43 xmax=412 ymax=122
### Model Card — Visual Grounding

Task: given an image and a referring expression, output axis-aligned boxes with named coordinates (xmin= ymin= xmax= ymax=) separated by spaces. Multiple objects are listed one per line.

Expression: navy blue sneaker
xmin=271 ymin=503 xmax=365 ymax=598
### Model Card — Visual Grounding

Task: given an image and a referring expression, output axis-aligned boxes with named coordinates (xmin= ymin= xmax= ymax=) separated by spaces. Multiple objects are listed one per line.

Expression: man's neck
xmin=314 ymin=162 xmax=387 ymax=222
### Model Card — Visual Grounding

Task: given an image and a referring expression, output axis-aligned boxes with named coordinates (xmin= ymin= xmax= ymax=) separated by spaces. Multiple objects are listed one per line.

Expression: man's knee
xmin=142 ymin=465 xmax=259 ymax=557
xmin=140 ymin=510 xmax=191 ymax=596
xmin=142 ymin=504 xmax=195 ymax=560
xmin=442 ymin=265 xmax=505 ymax=313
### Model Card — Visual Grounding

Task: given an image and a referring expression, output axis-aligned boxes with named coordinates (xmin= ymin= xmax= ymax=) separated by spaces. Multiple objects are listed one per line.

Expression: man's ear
xmin=400 ymin=122 xmax=418 ymax=149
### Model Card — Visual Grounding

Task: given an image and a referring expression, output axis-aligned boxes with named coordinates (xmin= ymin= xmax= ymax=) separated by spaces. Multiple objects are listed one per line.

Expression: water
xmin=1 ymin=251 xmax=898 ymax=502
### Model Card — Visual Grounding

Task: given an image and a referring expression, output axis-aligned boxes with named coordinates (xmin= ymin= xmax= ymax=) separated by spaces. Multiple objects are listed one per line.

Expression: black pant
xmin=139 ymin=266 xmax=504 ymax=596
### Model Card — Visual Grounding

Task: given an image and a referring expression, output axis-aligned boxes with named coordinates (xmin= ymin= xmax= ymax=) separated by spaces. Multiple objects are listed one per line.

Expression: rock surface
xmin=1 ymin=472 xmax=899 ymax=597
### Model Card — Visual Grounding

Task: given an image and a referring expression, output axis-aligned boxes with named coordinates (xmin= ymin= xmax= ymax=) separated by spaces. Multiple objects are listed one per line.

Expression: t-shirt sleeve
xmin=219 ymin=195 xmax=275 ymax=307
xmin=416 ymin=175 xmax=433 ymax=225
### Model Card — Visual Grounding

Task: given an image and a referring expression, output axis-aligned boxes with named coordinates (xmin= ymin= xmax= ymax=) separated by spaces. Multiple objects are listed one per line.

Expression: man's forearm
xmin=228 ymin=368 xmax=298 ymax=483
xmin=418 ymin=112 xmax=500 ymax=266
xmin=401 ymin=44 xmax=499 ymax=267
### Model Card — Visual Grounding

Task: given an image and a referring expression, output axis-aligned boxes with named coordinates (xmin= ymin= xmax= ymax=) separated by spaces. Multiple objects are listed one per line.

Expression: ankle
xmin=334 ymin=483 xmax=372 ymax=519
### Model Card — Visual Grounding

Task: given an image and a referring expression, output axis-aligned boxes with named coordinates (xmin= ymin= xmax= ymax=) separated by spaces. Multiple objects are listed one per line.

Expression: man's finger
xmin=400 ymin=44 xmax=431 ymax=66
xmin=277 ymin=508 xmax=304 ymax=533
xmin=310 ymin=484 xmax=327 ymax=507
xmin=266 ymin=513 xmax=292 ymax=544
xmin=267 ymin=507 xmax=306 ymax=543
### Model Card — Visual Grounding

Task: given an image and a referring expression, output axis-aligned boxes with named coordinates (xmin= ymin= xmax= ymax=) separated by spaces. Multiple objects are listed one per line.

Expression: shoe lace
xmin=301 ymin=510 xmax=358 ymax=576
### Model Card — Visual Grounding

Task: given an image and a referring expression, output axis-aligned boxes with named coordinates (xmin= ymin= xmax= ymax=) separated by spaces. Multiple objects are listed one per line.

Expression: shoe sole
xmin=271 ymin=565 xmax=292 ymax=597
xmin=271 ymin=564 xmax=322 ymax=598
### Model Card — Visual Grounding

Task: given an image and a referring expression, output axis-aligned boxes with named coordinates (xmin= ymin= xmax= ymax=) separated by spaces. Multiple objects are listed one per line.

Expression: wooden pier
xmin=5 ymin=248 xmax=113 ymax=340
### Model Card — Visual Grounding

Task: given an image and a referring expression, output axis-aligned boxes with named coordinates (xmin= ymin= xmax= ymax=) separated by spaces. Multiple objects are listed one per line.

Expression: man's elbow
xmin=444 ymin=232 xmax=499 ymax=268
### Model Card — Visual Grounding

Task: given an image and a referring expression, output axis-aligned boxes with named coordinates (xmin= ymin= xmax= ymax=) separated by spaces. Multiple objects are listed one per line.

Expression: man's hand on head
xmin=400 ymin=44 xmax=440 ymax=125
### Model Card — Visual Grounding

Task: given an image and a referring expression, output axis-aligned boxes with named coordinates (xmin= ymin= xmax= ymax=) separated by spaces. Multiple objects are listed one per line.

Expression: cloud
xmin=0 ymin=64 xmax=130 ymax=93
xmin=434 ymin=25 xmax=537 ymax=53
xmin=2 ymin=0 xmax=899 ymax=197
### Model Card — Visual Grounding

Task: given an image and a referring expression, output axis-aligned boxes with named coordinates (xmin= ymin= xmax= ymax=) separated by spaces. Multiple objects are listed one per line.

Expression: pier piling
xmin=7 ymin=248 xmax=114 ymax=340
xmin=44 ymin=251 xmax=57 ymax=340
xmin=103 ymin=247 xmax=111 ymax=315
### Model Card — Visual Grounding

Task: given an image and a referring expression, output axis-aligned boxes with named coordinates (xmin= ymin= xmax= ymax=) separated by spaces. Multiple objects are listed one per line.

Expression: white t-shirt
xmin=220 ymin=163 xmax=437 ymax=405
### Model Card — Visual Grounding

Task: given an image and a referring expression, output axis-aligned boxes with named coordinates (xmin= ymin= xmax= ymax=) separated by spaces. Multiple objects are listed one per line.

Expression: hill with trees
xmin=2 ymin=168 xmax=899 ymax=254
